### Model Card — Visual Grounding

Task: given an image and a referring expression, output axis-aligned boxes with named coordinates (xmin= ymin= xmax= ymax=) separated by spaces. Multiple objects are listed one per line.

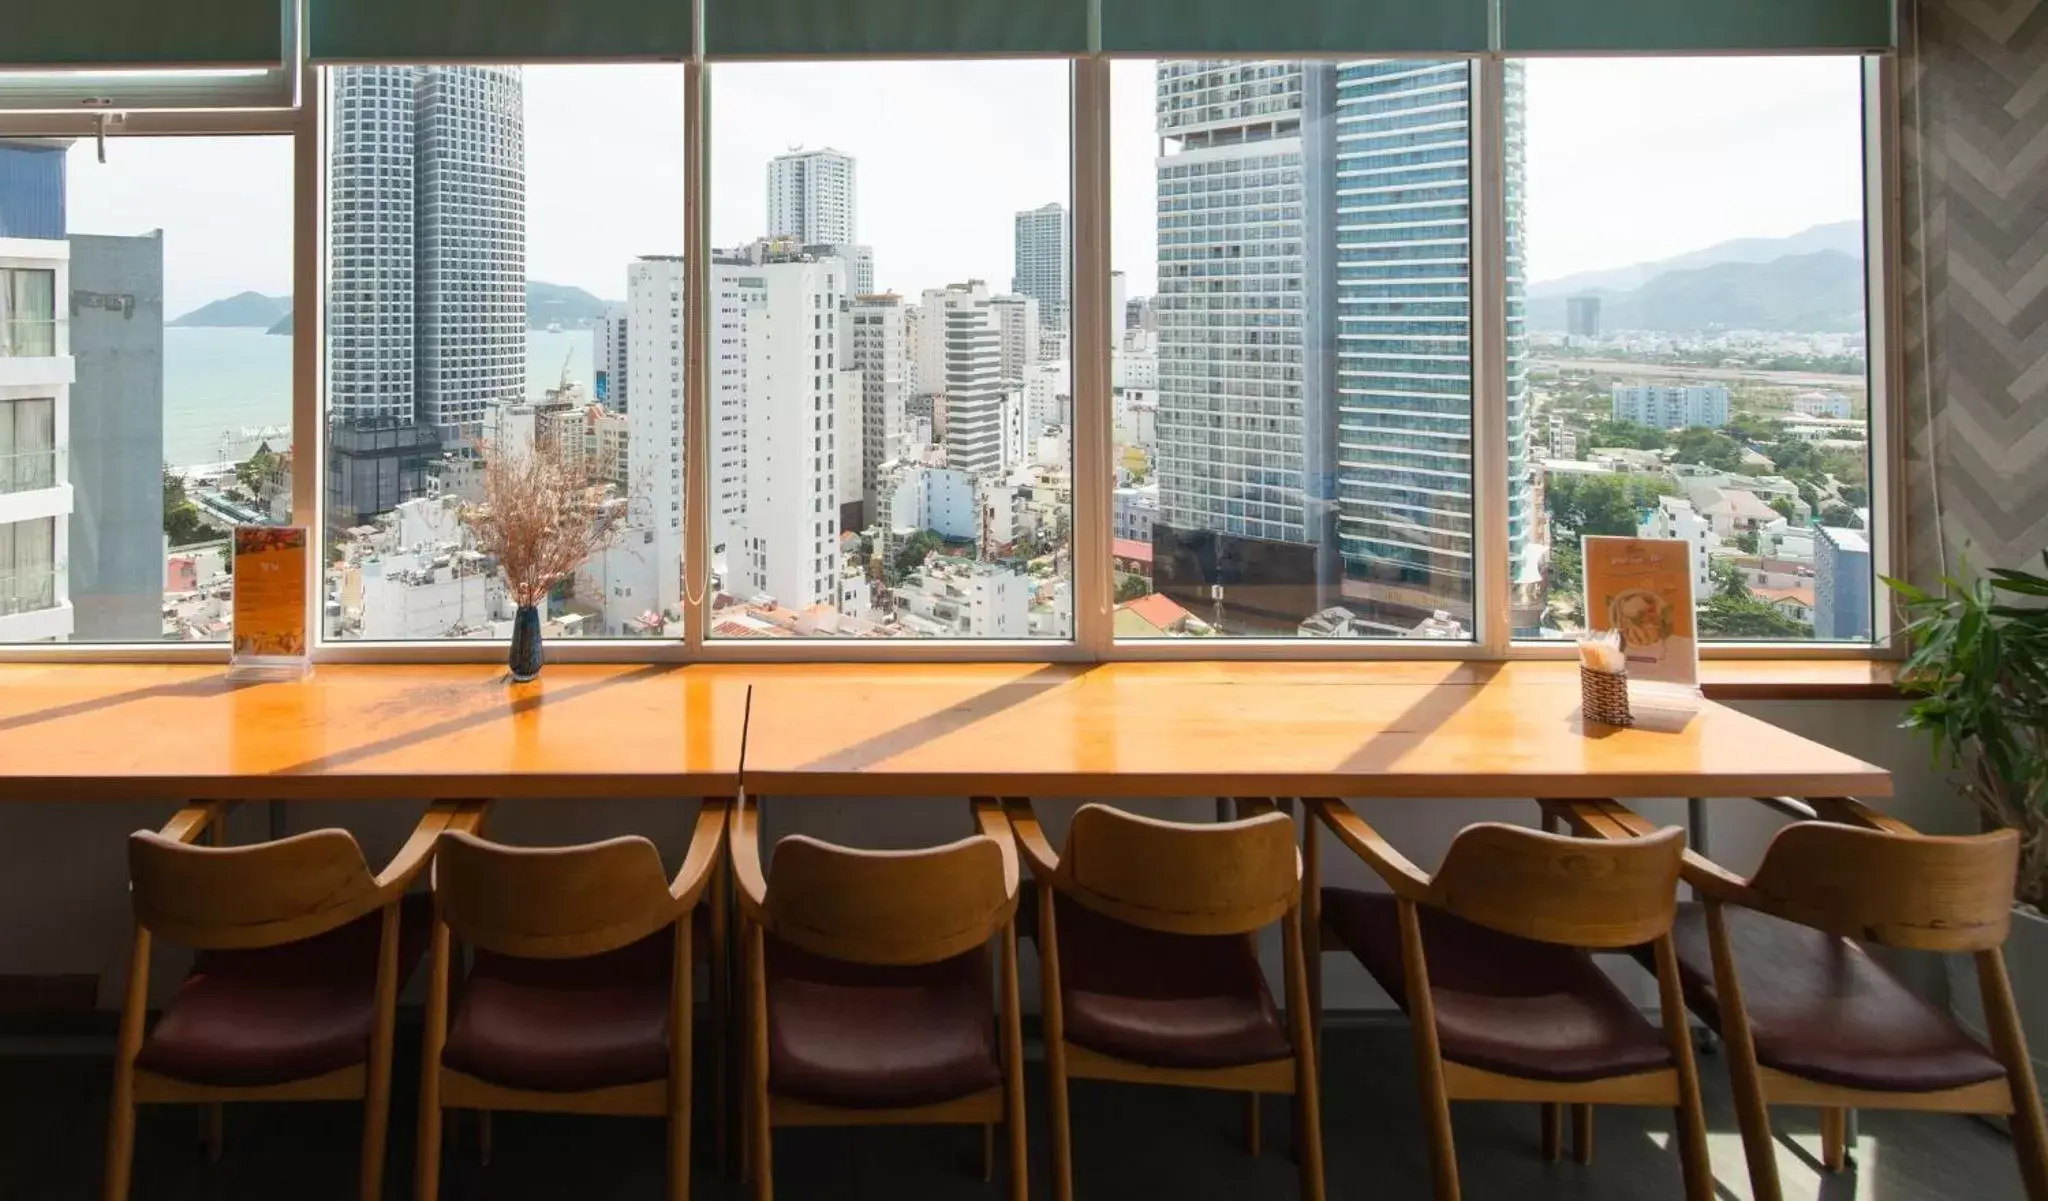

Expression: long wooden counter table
xmin=0 ymin=663 xmax=750 ymax=802
xmin=742 ymin=661 xmax=1891 ymax=800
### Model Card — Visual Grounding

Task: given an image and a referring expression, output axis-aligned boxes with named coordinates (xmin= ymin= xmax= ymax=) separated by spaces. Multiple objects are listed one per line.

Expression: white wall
xmin=0 ymin=697 xmax=1964 ymax=1011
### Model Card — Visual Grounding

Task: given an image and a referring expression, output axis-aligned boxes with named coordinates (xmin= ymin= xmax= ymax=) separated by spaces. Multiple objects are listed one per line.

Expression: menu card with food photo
xmin=1581 ymin=535 xmax=1698 ymax=688
xmin=228 ymin=524 xmax=311 ymax=682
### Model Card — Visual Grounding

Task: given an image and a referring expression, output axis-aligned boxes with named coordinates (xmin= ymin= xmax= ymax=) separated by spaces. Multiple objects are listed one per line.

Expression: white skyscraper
xmin=0 ymin=215 xmax=72 ymax=642
xmin=991 ymin=294 xmax=1042 ymax=385
xmin=923 ymin=282 xmax=1005 ymax=476
xmin=846 ymin=293 xmax=910 ymax=521
xmin=907 ymin=300 xmax=944 ymax=401
xmin=767 ymin=147 xmax=856 ymax=245
xmin=1012 ymin=201 xmax=1070 ymax=333
xmin=729 ymin=248 xmax=846 ymax=610
xmin=595 ymin=304 xmax=629 ymax=411
xmin=328 ymin=65 xmax=525 ymax=443
xmin=625 ymin=257 xmax=687 ymax=613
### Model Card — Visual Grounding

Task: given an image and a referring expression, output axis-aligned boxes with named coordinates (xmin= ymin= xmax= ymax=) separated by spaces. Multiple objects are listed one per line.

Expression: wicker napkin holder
xmin=1580 ymin=664 xmax=1633 ymax=727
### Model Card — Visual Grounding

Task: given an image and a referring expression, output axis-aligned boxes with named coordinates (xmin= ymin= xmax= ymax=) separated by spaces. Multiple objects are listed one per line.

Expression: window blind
xmin=3 ymin=0 xmax=284 ymax=68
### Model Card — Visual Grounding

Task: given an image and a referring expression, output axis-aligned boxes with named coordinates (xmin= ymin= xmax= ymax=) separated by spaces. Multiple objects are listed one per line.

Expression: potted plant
xmin=463 ymin=437 xmax=625 ymax=682
xmin=1887 ymin=553 xmax=2048 ymax=1102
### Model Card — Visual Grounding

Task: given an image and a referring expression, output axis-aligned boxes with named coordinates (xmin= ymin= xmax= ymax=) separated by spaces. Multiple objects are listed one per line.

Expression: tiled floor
xmin=7 ymin=1025 xmax=2024 ymax=1200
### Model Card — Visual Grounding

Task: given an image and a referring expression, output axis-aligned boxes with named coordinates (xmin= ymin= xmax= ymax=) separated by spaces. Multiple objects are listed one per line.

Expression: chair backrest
xmin=1058 ymin=804 xmax=1298 ymax=936
xmin=433 ymin=830 xmax=678 ymax=959
xmin=1746 ymin=822 xmax=2019 ymax=952
xmin=764 ymin=834 xmax=1012 ymax=966
xmin=128 ymin=828 xmax=380 ymax=950
xmin=1430 ymin=822 xmax=1684 ymax=949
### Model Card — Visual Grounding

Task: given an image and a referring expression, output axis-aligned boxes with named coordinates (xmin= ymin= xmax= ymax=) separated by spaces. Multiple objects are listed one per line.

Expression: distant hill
xmin=1529 ymin=250 xmax=1865 ymax=335
xmin=168 ymin=291 xmax=291 ymax=328
xmin=201 ymin=280 xmax=622 ymax=336
xmin=526 ymin=281 xmax=612 ymax=330
xmin=1529 ymin=221 xmax=1862 ymax=300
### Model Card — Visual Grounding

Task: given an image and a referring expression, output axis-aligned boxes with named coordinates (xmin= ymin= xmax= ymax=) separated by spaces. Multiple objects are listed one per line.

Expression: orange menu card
xmin=229 ymin=525 xmax=310 ymax=680
xmin=1582 ymin=535 xmax=1697 ymax=687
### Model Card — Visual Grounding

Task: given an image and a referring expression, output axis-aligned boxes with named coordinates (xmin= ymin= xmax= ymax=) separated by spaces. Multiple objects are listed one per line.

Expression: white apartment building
xmin=1639 ymin=495 xmax=1720 ymax=600
xmin=1113 ymin=348 xmax=1158 ymax=391
xmin=922 ymin=282 xmax=1007 ymax=476
xmin=878 ymin=461 xmax=979 ymax=541
xmin=991 ymin=293 xmax=1041 ymax=384
xmin=1114 ymin=482 xmax=1160 ymax=543
xmin=1611 ymin=383 xmax=1730 ymax=430
xmin=0 ymin=236 xmax=74 ymax=642
xmin=834 ymin=367 xmax=863 ymax=523
xmin=1025 ymin=360 xmax=1069 ymax=441
xmin=1013 ymin=201 xmax=1070 ymax=332
xmin=732 ymin=251 xmax=844 ymax=610
xmin=845 ymin=294 xmax=909 ymax=520
xmin=625 ymin=256 xmax=689 ymax=613
xmin=906 ymin=300 xmax=942 ymax=401
xmin=1793 ymin=390 xmax=1852 ymax=418
xmin=767 ymin=147 xmax=856 ymax=246
xmin=328 ymin=66 xmax=525 ymax=441
xmin=895 ymin=558 xmax=1031 ymax=638
xmin=595 ymin=304 xmax=629 ymax=410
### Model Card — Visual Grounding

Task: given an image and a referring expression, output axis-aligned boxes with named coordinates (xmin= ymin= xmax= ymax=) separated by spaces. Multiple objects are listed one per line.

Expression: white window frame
xmin=0 ymin=16 xmax=1903 ymax=665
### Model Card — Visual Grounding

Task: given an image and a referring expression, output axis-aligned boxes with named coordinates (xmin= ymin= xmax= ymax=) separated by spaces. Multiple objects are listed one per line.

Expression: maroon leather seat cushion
xmin=1051 ymin=894 xmax=1292 ymax=1070
xmin=135 ymin=893 xmax=432 ymax=1088
xmin=1323 ymin=888 xmax=1671 ymax=1084
xmin=442 ymin=920 xmax=691 ymax=1094
xmin=1660 ymin=904 xmax=2006 ymax=1093
xmin=766 ymin=937 xmax=1001 ymax=1110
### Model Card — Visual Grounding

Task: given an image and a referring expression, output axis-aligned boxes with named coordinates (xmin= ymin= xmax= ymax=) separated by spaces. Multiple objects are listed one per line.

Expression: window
xmin=705 ymin=61 xmax=1074 ymax=640
xmin=321 ymin=64 xmax=685 ymax=642
xmin=1514 ymin=58 xmax=1874 ymax=644
xmin=1111 ymin=59 xmax=1479 ymax=641
xmin=0 ymin=135 xmax=290 ymax=645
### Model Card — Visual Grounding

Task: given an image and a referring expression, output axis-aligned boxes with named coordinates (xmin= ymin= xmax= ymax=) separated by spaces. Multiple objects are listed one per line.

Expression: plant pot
xmin=509 ymin=604 xmax=542 ymax=682
xmin=1949 ymin=903 xmax=2048 ymax=1115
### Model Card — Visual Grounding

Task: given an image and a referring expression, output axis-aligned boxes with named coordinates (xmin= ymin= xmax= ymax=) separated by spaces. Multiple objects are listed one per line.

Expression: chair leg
xmin=1979 ymin=950 xmax=2048 ymax=1201
xmin=1397 ymin=901 xmax=1460 ymax=1201
xmin=982 ymin=1124 xmax=996 ymax=1183
xmin=359 ymin=904 xmax=402 ymax=1201
xmin=709 ymin=854 xmax=730 ymax=1178
xmin=748 ymin=923 xmax=773 ymax=1201
xmin=1040 ymin=885 xmax=1075 ymax=1201
xmin=670 ymin=913 xmax=694 ymax=1201
xmin=1571 ymin=1104 xmax=1593 ymax=1166
xmin=1705 ymin=902 xmax=1783 ymax=1201
xmin=1540 ymin=1103 xmax=1561 ymax=1162
xmin=1243 ymin=1093 xmax=1261 ymax=1156
xmin=1283 ymin=909 xmax=1327 ymax=1201
xmin=1001 ymin=923 xmax=1029 ymax=1201
xmin=478 ymin=1112 xmax=492 ymax=1166
xmin=1304 ymin=810 xmax=1324 ymax=1060
xmin=201 ymin=1103 xmax=223 ymax=1163
xmin=1820 ymin=1107 xmax=1847 ymax=1172
xmin=103 ymin=931 xmax=149 ymax=1201
xmin=1653 ymin=936 xmax=1714 ymax=1201
xmin=415 ymin=919 xmax=452 ymax=1201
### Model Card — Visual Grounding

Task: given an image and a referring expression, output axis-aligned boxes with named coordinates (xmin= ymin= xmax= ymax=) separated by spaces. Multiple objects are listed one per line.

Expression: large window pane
xmin=0 ymin=135 xmax=290 ymax=644
xmin=1112 ymin=60 xmax=1481 ymax=640
xmin=322 ymin=65 xmax=684 ymax=641
xmin=706 ymin=61 xmax=1074 ymax=640
xmin=1518 ymin=58 xmax=1873 ymax=643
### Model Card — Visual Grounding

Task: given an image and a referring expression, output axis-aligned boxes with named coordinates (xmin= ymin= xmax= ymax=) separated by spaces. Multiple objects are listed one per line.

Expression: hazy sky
xmin=49 ymin=56 xmax=1864 ymax=318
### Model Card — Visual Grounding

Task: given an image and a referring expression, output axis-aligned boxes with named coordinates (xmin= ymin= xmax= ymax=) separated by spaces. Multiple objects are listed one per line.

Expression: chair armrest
xmin=374 ymin=800 xmax=489 ymax=893
xmin=1308 ymin=798 xmax=1432 ymax=902
xmin=1808 ymin=796 xmax=1916 ymax=834
xmin=670 ymin=797 xmax=731 ymax=907
xmin=158 ymin=801 xmax=231 ymax=845
xmin=972 ymin=797 xmax=1021 ymax=903
xmin=1001 ymin=797 xmax=1061 ymax=880
xmin=728 ymin=794 xmax=769 ymax=922
xmin=1591 ymin=799 xmax=1760 ymax=906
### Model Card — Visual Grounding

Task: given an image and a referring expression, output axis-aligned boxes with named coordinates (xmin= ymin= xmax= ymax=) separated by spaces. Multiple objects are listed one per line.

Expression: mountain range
xmin=1527 ymin=222 xmax=1866 ymax=335
xmin=169 ymin=281 xmax=617 ymax=334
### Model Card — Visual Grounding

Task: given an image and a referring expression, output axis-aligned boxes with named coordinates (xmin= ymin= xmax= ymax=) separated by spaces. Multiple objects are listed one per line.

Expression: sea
xmin=160 ymin=326 xmax=596 ymax=469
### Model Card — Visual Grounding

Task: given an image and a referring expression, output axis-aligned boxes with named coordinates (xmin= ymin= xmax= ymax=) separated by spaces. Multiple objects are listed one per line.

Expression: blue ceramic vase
xmin=509 ymin=603 xmax=542 ymax=682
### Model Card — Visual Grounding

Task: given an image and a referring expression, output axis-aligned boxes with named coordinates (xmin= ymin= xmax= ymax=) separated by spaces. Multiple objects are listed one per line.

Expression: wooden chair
xmin=415 ymin=797 xmax=729 ymax=1201
xmin=731 ymin=794 xmax=1026 ymax=1201
xmin=1306 ymin=798 xmax=1710 ymax=1201
xmin=105 ymin=799 xmax=486 ymax=1201
xmin=1556 ymin=795 xmax=2048 ymax=1201
xmin=1006 ymin=798 xmax=1324 ymax=1201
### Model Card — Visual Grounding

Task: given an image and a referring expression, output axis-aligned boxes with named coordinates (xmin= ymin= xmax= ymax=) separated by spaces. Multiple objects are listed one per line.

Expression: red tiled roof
xmin=1118 ymin=592 xmax=1190 ymax=630
xmin=1112 ymin=537 xmax=1153 ymax=564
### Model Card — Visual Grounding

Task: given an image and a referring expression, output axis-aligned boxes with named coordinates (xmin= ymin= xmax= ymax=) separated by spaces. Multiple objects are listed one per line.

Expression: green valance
xmin=3 ymin=0 xmax=284 ymax=68
xmin=1101 ymin=0 xmax=1492 ymax=56
xmin=1502 ymin=0 xmax=1895 ymax=53
xmin=308 ymin=0 xmax=692 ymax=62
xmin=704 ymin=0 xmax=1090 ymax=57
